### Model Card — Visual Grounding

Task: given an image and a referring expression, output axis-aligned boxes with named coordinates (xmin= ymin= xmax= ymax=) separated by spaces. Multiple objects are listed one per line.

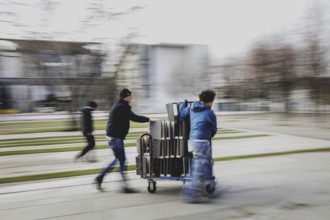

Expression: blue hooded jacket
xmin=179 ymin=100 xmax=217 ymax=140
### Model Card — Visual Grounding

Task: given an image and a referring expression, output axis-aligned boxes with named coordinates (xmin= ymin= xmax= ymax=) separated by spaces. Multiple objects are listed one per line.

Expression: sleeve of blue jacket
xmin=210 ymin=111 xmax=217 ymax=137
xmin=179 ymin=99 xmax=190 ymax=121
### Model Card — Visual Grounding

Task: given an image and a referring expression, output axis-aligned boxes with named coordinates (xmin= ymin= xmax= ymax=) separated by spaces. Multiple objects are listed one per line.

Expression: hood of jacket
xmin=191 ymin=101 xmax=208 ymax=112
xmin=187 ymin=101 xmax=217 ymax=140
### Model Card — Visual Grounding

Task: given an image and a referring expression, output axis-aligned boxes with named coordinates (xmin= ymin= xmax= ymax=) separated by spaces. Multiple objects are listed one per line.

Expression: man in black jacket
xmin=94 ymin=88 xmax=150 ymax=192
xmin=75 ymin=101 xmax=98 ymax=162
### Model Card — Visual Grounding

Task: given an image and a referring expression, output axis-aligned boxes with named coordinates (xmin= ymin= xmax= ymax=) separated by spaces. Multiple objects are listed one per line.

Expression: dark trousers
xmin=78 ymin=132 xmax=95 ymax=158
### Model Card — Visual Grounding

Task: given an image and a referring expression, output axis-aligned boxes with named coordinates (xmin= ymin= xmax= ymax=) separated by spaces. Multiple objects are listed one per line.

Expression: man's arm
xmin=128 ymin=110 xmax=150 ymax=123
xmin=179 ymin=99 xmax=190 ymax=121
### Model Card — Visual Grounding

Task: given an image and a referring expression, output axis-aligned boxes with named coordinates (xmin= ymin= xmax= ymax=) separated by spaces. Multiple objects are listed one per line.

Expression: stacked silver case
xmin=136 ymin=102 xmax=192 ymax=178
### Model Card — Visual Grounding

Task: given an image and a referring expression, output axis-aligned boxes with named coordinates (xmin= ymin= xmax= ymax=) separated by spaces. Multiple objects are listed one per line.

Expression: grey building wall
xmin=116 ymin=43 xmax=210 ymax=113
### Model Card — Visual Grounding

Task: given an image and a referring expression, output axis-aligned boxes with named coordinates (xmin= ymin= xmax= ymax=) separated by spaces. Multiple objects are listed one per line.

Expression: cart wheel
xmin=206 ymin=183 xmax=216 ymax=193
xmin=147 ymin=181 xmax=157 ymax=193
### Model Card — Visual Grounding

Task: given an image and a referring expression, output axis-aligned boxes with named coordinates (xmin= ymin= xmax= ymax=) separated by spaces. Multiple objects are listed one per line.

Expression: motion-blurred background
xmin=0 ymin=0 xmax=329 ymax=117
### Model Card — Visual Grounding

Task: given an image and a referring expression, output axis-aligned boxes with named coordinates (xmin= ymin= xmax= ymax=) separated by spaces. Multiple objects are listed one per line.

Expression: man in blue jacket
xmin=95 ymin=88 xmax=150 ymax=193
xmin=179 ymin=90 xmax=217 ymax=202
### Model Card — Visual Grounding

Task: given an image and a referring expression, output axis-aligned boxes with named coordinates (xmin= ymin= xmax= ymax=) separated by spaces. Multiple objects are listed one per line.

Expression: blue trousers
xmin=97 ymin=138 xmax=127 ymax=182
xmin=183 ymin=140 xmax=212 ymax=200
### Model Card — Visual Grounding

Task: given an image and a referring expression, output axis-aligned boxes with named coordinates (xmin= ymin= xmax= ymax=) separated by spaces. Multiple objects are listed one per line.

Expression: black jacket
xmin=106 ymin=99 xmax=149 ymax=139
xmin=81 ymin=107 xmax=94 ymax=133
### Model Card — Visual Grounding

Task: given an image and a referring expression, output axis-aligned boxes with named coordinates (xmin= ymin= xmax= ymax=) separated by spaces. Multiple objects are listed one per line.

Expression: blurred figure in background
xmin=179 ymin=90 xmax=217 ymax=203
xmin=75 ymin=101 xmax=98 ymax=162
xmin=94 ymin=88 xmax=150 ymax=193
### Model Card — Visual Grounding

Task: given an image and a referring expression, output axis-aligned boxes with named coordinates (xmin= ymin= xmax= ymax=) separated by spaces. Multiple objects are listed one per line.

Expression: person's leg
xmin=203 ymin=143 xmax=213 ymax=179
xmin=111 ymin=139 xmax=133 ymax=191
xmin=77 ymin=133 xmax=95 ymax=159
xmin=109 ymin=138 xmax=125 ymax=165
xmin=110 ymin=139 xmax=136 ymax=193
xmin=183 ymin=140 xmax=210 ymax=201
xmin=85 ymin=135 xmax=97 ymax=162
xmin=96 ymin=158 xmax=117 ymax=182
xmin=94 ymin=138 xmax=118 ymax=190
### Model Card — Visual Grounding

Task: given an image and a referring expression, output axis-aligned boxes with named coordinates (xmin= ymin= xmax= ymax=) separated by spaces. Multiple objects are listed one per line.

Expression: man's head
xmin=87 ymin=101 xmax=98 ymax=110
xmin=119 ymin=88 xmax=132 ymax=102
xmin=199 ymin=90 xmax=216 ymax=108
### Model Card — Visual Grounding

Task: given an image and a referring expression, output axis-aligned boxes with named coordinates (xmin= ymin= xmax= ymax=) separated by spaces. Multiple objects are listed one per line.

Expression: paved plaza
xmin=0 ymin=113 xmax=329 ymax=219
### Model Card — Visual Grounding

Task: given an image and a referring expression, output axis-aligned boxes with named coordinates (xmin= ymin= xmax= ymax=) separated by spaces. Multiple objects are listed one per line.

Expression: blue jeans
xmin=183 ymin=140 xmax=212 ymax=200
xmin=96 ymin=138 xmax=127 ymax=182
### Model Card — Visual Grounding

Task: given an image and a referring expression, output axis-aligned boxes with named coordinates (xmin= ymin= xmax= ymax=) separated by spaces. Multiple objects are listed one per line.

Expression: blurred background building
xmin=0 ymin=0 xmax=329 ymax=115
xmin=0 ymin=39 xmax=209 ymax=113
xmin=115 ymin=43 xmax=209 ymax=112
xmin=0 ymin=38 xmax=106 ymax=113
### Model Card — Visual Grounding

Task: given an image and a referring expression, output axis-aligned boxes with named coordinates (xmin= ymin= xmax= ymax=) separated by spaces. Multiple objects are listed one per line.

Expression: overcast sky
xmin=1 ymin=0 xmax=328 ymax=60
xmin=137 ymin=0 xmax=310 ymax=59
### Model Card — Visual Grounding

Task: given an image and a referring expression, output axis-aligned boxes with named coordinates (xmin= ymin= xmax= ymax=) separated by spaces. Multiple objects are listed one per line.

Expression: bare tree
xmin=300 ymin=1 xmax=328 ymax=105
xmin=272 ymin=45 xmax=297 ymax=112
xmin=220 ymin=58 xmax=246 ymax=100
xmin=247 ymin=43 xmax=273 ymax=101
xmin=15 ymin=40 xmax=103 ymax=130
xmin=248 ymin=41 xmax=297 ymax=112
xmin=1 ymin=0 xmax=145 ymax=130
